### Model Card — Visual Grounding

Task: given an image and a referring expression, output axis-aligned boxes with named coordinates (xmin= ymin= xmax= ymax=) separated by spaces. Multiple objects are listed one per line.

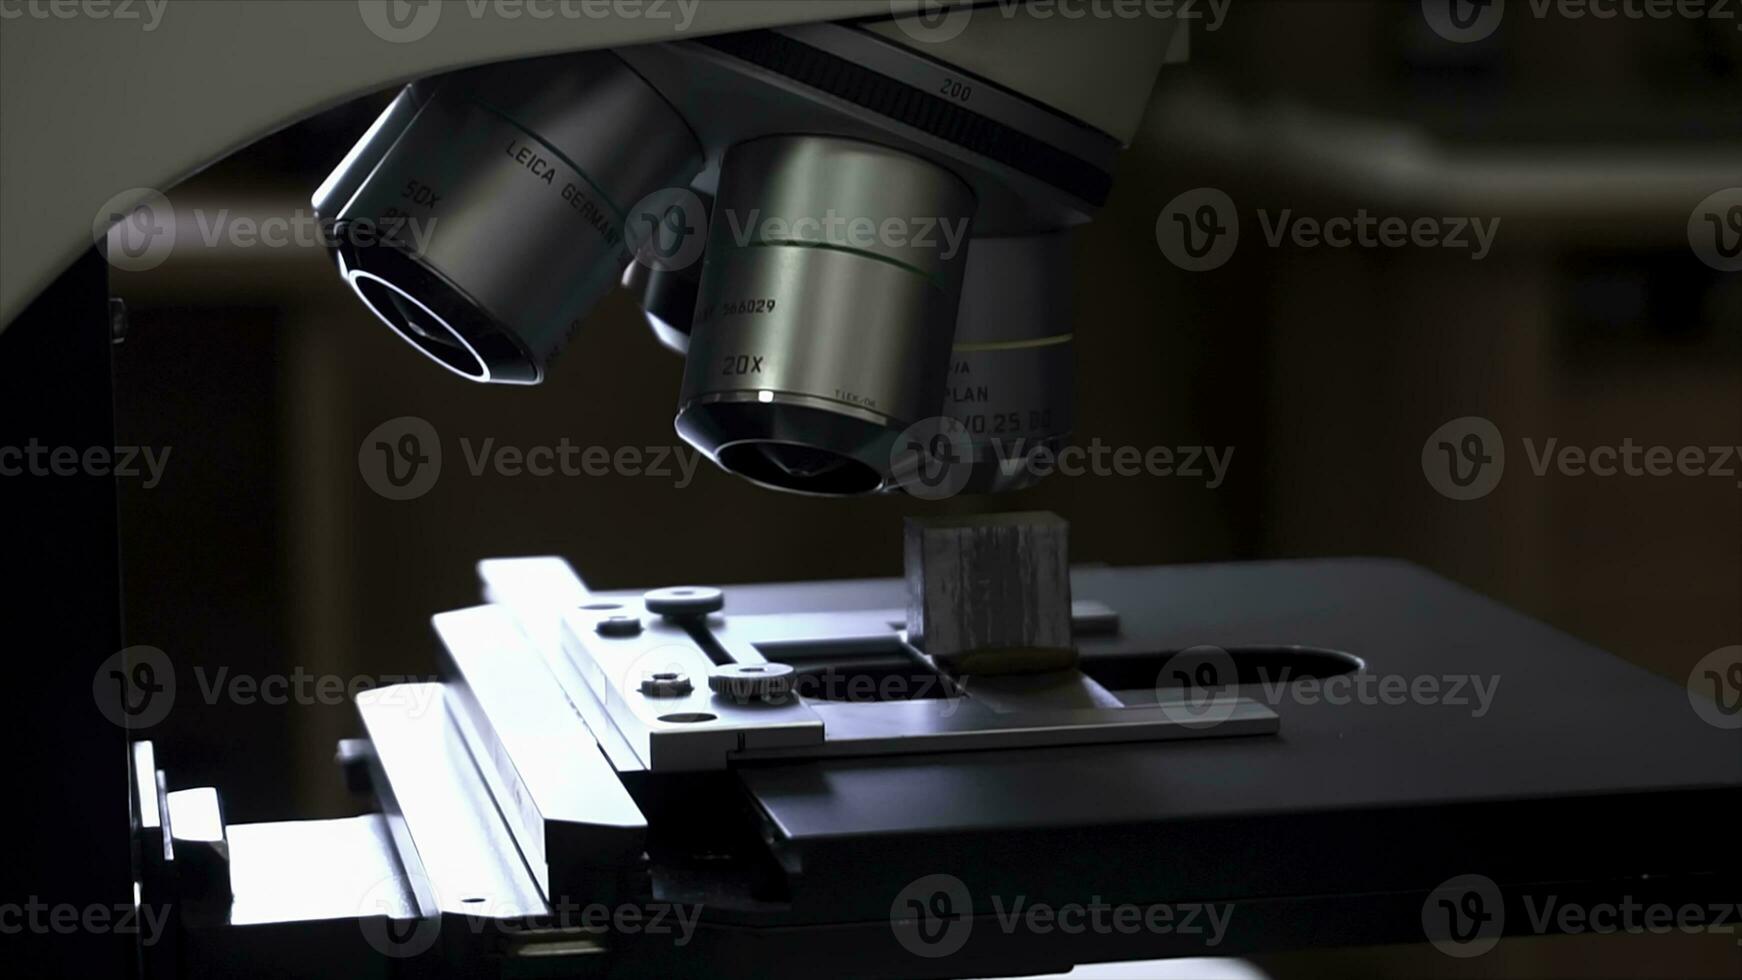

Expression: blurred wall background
xmin=106 ymin=1 xmax=1738 ymax=976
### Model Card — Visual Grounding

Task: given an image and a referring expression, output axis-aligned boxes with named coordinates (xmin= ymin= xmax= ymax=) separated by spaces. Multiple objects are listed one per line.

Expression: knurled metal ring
xmin=644 ymin=586 xmax=725 ymax=619
xmin=640 ymin=671 xmax=694 ymax=697
xmin=595 ymin=614 xmax=644 ymax=638
xmin=708 ymin=662 xmax=797 ymax=702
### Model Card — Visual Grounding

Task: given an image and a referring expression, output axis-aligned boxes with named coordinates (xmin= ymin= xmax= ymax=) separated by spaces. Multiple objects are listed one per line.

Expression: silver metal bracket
xmin=470 ymin=558 xmax=1279 ymax=774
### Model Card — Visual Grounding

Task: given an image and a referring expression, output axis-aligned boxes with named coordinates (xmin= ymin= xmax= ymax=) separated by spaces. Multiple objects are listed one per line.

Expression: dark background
xmin=93 ymin=2 xmax=1739 ymax=977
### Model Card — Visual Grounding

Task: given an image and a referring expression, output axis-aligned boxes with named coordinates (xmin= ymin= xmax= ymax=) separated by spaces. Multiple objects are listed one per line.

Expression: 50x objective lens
xmin=676 ymin=136 xmax=977 ymax=496
xmin=314 ymin=52 xmax=703 ymax=384
xmin=932 ymin=233 xmax=1076 ymax=495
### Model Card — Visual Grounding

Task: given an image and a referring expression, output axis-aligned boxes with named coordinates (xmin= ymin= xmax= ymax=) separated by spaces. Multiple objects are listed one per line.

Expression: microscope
xmin=3 ymin=2 xmax=1737 ymax=978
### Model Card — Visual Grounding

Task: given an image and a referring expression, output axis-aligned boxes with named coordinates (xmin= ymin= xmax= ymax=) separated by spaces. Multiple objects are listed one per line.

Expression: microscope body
xmin=2 ymin=4 xmax=1737 ymax=979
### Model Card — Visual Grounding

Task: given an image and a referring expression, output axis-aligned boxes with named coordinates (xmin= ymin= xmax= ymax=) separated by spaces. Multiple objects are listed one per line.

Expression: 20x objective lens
xmin=676 ymin=136 xmax=977 ymax=496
